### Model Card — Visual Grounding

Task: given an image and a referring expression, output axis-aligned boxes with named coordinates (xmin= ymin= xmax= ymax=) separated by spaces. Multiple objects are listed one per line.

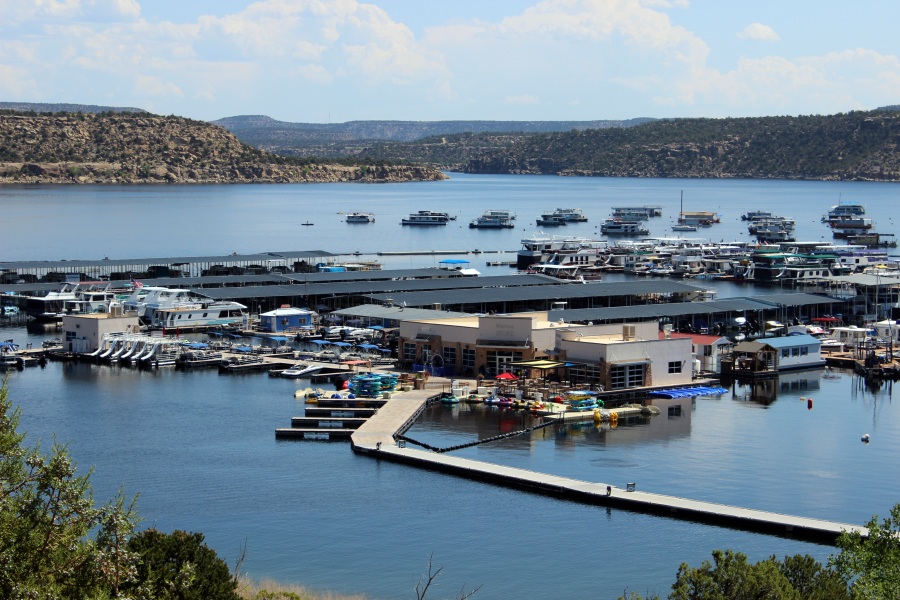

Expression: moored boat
xmin=346 ymin=212 xmax=375 ymax=223
xmin=401 ymin=210 xmax=453 ymax=225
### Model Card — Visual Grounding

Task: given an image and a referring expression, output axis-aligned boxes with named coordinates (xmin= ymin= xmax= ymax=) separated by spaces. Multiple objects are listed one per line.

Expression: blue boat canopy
xmin=270 ymin=336 xmax=289 ymax=342
xmin=186 ymin=342 xmax=208 ymax=349
xmin=234 ymin=345 xmax=254 ymax=353
xmin=310 ymin=339 xmax=330 ymax=345
xmin=648 ymin=386 xmax=728 ymax=399
xmin=332 ymin=341 xmax=352 ymax=347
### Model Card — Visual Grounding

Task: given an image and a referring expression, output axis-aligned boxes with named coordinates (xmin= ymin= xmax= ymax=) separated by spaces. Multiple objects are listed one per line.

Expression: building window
xmin=792 ymin=347 xmax=800 ymax=357
xmin=569 ymin=363 xmax=602 ymax=384
xmin=609 ymin=364 xmax=645 ymax=389
xmin=801 ymin=347 xmax=808 ymax=356
xmin=782 ymin=349 xmax=790 ymax=358
xmin=668 ymin=361 xmax=682 ymax=374
xmin=462 ymin=348 xmax=475 ymax=369
xmin=443 ymin=346 xmax=457 ymax=365
xmin=403 ymin=342 xmax=416 ymax=361
xmin=485 ymin=350 xmax=523 ymax=377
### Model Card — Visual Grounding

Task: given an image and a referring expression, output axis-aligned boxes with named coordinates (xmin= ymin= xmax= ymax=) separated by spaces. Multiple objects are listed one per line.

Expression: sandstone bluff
xmin=0 ymin=113 xmax=447 ymax=184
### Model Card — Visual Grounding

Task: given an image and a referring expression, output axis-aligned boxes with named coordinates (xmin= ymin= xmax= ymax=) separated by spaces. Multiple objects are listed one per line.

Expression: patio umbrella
xmin=496 ymin=372 xmax=517 ymax=380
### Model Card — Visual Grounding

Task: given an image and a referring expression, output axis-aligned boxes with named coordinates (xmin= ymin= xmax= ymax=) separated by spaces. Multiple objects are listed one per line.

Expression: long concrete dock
xmin=349 ymin=390 xmax=867 ymax=545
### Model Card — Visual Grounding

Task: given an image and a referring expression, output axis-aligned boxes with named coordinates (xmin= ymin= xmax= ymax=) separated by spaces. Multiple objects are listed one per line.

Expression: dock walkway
xmin=349 ymin=389 xmax=866 ymax=545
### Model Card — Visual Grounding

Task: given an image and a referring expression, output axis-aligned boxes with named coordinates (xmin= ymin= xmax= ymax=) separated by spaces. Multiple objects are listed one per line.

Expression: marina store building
xmin=398 ymin=312 xmax=693 ymax=390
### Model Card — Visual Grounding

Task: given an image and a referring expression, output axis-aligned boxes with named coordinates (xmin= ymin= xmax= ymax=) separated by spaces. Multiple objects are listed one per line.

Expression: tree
xmin=123 ymin=529 xmax=241 ymax=600
xmin=831 ymin=503 xmax=900 ymax=599
xmin=0 ymin=375 xmax=140 ymax=599
xmin=669 ymin=550 xmax=799 ymax=600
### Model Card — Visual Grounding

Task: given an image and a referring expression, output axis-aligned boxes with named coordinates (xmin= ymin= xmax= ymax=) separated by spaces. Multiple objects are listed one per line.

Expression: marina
xmin=3 ymin=174 xmax=900 ymax=598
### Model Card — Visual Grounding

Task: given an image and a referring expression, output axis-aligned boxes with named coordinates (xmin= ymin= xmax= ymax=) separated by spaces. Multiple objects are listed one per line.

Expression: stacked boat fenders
xmin=348 ymin=373 xmax=400 ymax=398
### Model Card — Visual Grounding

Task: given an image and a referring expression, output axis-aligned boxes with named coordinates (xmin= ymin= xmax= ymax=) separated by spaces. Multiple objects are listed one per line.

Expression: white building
xmin=62 ymin=305 xmax=141 ymax=353
xmin=399 ymin=312 xmax=694 ymax=389
xmin=554 ymin=321 xmax=694 ymax=390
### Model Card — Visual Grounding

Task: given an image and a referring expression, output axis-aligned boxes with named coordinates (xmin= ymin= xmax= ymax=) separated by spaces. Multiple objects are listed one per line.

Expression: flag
xmin=131 ymin=277 xmax=143 ymax=289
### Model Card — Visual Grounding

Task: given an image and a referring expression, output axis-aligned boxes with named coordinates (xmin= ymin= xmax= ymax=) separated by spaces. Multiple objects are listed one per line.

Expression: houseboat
xmin=470 ymin=210 xmax=515 ymax=229
xmin=346 ymin=212 xmax=375 ymax=223
xmin=516 ymin=234 xmax=607 ymax=270
xmin=401 ymin=210 xmax=453 ymax=225
xmin=148 ymin=300 xmax=249 ymax=331
xmin=535 ymin=215 xmax=567 ymax=227
xmin=823 ymin=202 xmax=865 ymax=224
xmin=24 ymin=283 xmax=82 ymax=321
xmin=611 ymin=206 xmax=662 ymax=220
xmin=600 ymin=219 xmax=650 ymax=236
xmin=540 ymin=208 xmax=588 ymax=223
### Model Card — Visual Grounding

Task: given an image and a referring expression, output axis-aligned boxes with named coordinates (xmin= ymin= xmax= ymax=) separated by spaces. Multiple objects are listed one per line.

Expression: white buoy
xmin=862 ymin=433 xmax=870 ymax=443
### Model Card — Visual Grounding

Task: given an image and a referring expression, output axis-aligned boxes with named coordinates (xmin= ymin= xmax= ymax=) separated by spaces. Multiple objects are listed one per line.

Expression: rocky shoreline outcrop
xmin=0 ymin=113 xmax=447 ymax=184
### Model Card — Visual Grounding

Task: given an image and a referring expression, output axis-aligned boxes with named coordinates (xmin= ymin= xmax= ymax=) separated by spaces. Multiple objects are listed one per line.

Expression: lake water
xmin=2 ymin=175 xmax=900 ymax=599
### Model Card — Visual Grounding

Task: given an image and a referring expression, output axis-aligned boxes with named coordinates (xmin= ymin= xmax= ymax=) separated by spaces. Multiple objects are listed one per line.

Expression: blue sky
xmin=2 ymin=0 xmax=898 ymax=123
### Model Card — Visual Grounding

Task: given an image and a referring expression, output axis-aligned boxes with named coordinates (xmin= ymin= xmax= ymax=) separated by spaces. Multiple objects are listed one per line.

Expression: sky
xmin=2 ymin=0 xmax=899 ymax=123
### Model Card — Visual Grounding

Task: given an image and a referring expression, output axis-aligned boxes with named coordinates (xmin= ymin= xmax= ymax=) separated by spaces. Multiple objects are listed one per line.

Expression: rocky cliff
xmin=0 ymin=113 xmax=447 ymax=184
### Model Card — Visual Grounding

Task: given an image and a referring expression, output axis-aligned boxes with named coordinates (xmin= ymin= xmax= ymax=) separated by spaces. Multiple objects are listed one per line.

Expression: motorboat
xmin=275 ymin=362 xmax=323 ymax=378
xmin=0 ymin=340 xmax=24 ymax=370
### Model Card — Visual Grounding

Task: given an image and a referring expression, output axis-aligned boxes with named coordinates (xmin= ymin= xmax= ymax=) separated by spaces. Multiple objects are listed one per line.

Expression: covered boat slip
xmin=0 ymin=250 xmax=341 ymax=282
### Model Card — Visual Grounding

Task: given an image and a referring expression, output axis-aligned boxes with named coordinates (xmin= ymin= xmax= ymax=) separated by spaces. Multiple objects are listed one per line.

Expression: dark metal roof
xmin=546 ymin=294 xmax=845 ymax=323
xmin=0 ymin=250 xmax=338 ymax=271
xmin=750 ymin=292 xmax=845 ymax=307
xmin=123 ymin=268 xmax=453 ymax=287
xmin=0 ymin=268 xmax=471 ymax=295
xmin=363 ymin=279 xmax=705 ymax=306
xmin=281 ymin=268 xmax=464 ymax=283
xmin=194 ymin=274 xmax=556 ymax=300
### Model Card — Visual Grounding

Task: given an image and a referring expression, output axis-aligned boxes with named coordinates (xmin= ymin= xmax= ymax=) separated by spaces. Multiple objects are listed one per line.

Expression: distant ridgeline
xmin=214 ymin=109 xmax=900 ymax=181
xmin=212 ymin=114 xmax=654 ymax=161
xmin=457 ymin=109 xmax=900 ymax=181
xmin=0 ymin=106 xmax=446 ymax=184
xmin=0 ymin=102 xmax=147 ymax=114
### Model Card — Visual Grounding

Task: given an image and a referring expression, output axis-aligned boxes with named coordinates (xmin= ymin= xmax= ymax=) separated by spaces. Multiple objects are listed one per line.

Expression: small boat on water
xmin=671 ymin=224 xmax=698 ymax=232
xmin=301 ymin=222 xmax=314 ymax=226
xmin=273 ymin=362 xmax=324 ymax=378
xmin=346 ymin=212 xmax=375 ymax=223
xmin=0 ymin=340 xmax=25 ymax=370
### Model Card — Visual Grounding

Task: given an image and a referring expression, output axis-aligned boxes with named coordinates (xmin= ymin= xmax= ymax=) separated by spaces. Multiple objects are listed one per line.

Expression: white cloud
xmin=738 ymin=23 xmax=779 ymax=42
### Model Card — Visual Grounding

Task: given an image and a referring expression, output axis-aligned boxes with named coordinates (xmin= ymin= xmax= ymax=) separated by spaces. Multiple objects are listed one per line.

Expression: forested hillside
xmin=460 ymin=111 xmax=900 ymax=181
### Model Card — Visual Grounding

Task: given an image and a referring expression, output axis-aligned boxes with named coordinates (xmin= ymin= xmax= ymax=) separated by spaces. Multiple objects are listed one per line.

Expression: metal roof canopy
xmin=331 ymin=305 xmax=473 ymax=320
xmin=193 ymin=274 xmax=556 ymax=300
xmin=0 ymin=249 xmax=339 ymax=272
xmin=280 ymin=268 xmax=458 ymax=283
xmin=363 ymin=279 xmax=706 ymax=307
xmin=546 ymin=293 xmax=843 ymax=323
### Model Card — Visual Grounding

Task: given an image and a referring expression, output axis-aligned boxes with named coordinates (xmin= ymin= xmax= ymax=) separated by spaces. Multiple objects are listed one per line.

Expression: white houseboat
xmin=401 ymin=210 xmax=453 ymax=225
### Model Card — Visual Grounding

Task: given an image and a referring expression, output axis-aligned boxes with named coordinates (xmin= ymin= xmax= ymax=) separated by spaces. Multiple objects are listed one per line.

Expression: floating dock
xmin=346 ymin=390 xmax=866 ymax=545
